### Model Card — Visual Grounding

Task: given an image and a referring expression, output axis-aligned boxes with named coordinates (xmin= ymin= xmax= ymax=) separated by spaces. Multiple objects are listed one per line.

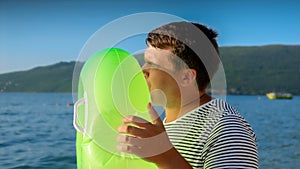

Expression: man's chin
xmin=150 ymin=89 xmax=167 ymax=106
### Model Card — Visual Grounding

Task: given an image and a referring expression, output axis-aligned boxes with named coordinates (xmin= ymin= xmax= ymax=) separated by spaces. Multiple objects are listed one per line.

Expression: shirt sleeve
xmin=202 ymin=114 xmax=258 ymax=169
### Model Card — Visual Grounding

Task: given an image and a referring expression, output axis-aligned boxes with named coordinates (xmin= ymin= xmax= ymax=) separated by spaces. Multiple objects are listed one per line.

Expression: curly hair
xmin=146 ymin=21 xmax=220 ymax=91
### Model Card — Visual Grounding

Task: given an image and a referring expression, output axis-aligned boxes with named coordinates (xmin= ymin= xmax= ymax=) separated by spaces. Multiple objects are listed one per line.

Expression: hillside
xmin=0 ymin=62 xmax=76 ymax=93
xmin=220 ymin=45 xmax=300 ymax=95
xmin=0 ymin=45 xmax=299 ymax=95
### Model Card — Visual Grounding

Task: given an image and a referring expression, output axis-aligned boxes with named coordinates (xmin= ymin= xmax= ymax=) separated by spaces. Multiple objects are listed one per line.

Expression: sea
xmin=0 ymin=93 xmax=299 ymax=169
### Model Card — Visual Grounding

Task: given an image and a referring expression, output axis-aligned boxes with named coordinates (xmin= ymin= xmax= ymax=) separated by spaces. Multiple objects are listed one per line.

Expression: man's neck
xmin=164 ymin=92 xmax=212 ymax=123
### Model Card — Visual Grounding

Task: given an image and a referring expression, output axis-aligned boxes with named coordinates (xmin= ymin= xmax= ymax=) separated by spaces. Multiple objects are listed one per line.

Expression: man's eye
xmin=145 ymin=62 xmax=161 ymax=69
xmin=146 ymin=62 xmax=155 ymax=67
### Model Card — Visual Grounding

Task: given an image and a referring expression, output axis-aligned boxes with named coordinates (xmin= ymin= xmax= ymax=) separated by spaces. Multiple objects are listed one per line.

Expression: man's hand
xmin=117 ymin=103 xmax=193 ymax=169
xmin=117 ymin=103 xmax=173 ymax=163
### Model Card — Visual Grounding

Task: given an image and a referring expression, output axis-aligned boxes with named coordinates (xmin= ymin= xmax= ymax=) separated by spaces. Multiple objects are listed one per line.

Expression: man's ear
xmin=180 ymin=69 xmax=197 ymax=87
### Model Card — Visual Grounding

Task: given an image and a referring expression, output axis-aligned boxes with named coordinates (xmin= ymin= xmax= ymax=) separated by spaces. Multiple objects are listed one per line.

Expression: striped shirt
xmin=164 ymin=99 xmax=258 ymax=169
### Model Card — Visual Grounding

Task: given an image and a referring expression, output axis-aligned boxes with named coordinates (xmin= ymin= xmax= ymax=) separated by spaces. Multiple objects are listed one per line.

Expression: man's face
xmin=142 ymin=46 xmax=181 ymax=104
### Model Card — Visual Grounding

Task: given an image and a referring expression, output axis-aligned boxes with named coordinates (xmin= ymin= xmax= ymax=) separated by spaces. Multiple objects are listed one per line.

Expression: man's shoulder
xmin=211 ymin=98 xmax=241 ymax=117
xmin=191 ymin=98 xmax=240 ymax=116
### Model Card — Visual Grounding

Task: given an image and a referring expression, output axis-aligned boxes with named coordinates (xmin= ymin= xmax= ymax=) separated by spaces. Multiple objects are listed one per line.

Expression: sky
xmin=1 ymin=0 xmax=300 ymax=74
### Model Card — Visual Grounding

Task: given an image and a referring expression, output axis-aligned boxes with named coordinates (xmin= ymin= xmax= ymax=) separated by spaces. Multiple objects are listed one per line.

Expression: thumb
xmin=148 ymin=103 xmax=164 ymax=127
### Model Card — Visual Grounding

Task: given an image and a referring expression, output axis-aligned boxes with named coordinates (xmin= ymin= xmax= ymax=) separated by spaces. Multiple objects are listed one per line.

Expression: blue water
xmin=0 ymin=93 xmax=76 ymax=169
xmin=0 ymin=93 xmax=299 ymax=169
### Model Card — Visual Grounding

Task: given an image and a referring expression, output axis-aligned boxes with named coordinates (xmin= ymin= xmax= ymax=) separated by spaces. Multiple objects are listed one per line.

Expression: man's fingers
xmin=121 ymin=103 xmax=163 ymax=128
xmin=117 ymin=125 xmax=147 ymax=138
xmin=116 ymin=136 xmax=144 ymax=155
xmin=117 ymin=144 xmax=142 ymax=155
xmin=122 ymin=115 xmax=152 ymax=128
xmin=117 ymin=132 xmax=174 ymax=158
xmin=148 ymin=103 xmax=164 ymax=127
xmin=117 ymin=135 xmax=140 ymax=146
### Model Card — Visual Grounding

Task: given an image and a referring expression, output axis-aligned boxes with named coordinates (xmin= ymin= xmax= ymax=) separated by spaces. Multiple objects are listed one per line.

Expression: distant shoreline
xmin=1 ymin=45 xmax=299 ymax=95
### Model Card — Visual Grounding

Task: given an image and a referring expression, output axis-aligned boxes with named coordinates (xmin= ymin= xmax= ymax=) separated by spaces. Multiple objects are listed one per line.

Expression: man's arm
xmin=203 ymin=114 xmax=258 ymax=168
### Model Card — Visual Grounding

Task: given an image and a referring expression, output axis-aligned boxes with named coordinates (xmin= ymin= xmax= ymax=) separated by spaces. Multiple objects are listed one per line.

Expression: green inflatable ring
xmin=74 ymin=48 xmax=157 ymax=169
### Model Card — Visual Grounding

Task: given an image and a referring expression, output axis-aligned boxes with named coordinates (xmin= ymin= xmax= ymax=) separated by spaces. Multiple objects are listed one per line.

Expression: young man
xmin=117 ymin=21 xmax=258 ymax=169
